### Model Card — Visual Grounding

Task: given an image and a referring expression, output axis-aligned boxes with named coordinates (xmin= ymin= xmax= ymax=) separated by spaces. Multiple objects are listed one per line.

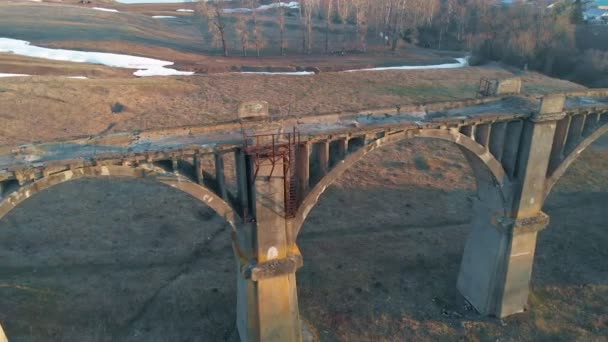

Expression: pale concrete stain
xmin=267 ymin=246 xmax=279 ymax=260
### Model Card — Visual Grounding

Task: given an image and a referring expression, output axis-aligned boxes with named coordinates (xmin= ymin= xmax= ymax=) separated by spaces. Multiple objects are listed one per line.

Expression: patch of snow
xmin=176 ymin=9 xmax=194 ymax=12
xmin=0 ymin=73 xmax=30 ymax=77
xmin=224 ymin=1 xmax=299 ymax=13
xmin=240 ymin=71 xmax=314 ymax=75
xmin=67 ymin=76 xmax=88 ymax=79
xmin=345 ymin=57 xmax=469 ymax=72
xmin=223 ymin=8 xmax=252 ymax=14
xmin=0 ymin=38 xmax=194 ymax=77
xmin=257 ymin=1 xmax=299 ymax=11
xmin=152 ymin=15 xmax=178 ymax=19
xmin=92 ymin=7 xmax=120 ymax=13
xmin=134 ymin=67 xmax=193 ymax=77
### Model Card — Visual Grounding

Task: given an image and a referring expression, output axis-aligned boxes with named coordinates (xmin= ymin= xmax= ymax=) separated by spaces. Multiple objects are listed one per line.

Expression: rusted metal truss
xmin=242 ymin=127 xmax=301 ymax=218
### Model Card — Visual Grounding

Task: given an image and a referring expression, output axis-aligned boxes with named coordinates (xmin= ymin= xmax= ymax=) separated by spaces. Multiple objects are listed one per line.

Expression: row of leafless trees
xmin=196 ymin=0 xmax=588 ymax=61
xmin=197 ymin=0 xmax=442 ymax=56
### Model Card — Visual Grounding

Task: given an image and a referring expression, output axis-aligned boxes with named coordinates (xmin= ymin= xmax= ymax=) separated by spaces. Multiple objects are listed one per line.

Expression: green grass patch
xmin=382 ymin=83 xmax=478 ymax=102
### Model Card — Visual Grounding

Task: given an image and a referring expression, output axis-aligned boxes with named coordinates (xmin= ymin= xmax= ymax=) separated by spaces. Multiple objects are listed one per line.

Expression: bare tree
xmin=197 ymin=0 xmax=229 ymax=57
xmin=247 ymin=0 xmax=264 ymax=57
xmin=353 ymin=0 xmax=369 ymax=52
xmin=322 ymin=0 xmax=334 ymax=54
xmin=277 ymin=0 xmax=287 ymax=55
xmin=335 ymin=0 xmax=350 ymax=51
xmin=301 ymin=0 xmax=320 ymax=54
xmin=235 ymin=16 xmax=250 ymax=56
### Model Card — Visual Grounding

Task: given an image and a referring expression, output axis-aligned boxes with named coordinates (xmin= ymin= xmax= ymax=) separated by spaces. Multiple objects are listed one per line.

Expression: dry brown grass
xmin=0 ymin=66 xmax=583 ymax=145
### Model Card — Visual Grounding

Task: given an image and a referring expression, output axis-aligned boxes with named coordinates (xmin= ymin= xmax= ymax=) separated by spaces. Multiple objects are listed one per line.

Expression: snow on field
xmin=345 ymin=57 xmax=469 ymax=72
xmin=133 ymin=67 xmax=193 ymax=77
xmin=176 ymin=9 xmax=194 ymax=12
xmin=152 ymin=16 xmax=178 ymax=19
xmin=223 ymin=2 xmax=300 ymax=13
xmin=257 ymin=1 xmax=299 ymax=11
xmin=0 ymin=38 xmax=194 ymax=77
xmin=240 ymin=71 xmax=314 ymax=76
xmin=0 ymin=73 xmax=30 ymax=77
xmin=92 ymin=7 xmax=120 ymax=13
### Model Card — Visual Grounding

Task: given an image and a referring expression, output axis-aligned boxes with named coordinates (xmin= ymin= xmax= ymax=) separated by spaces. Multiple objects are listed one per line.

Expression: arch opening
xmin=545 ymin=125 xmax=608 ymax=199
xmin=295 ymin=132 xmax=608 ymax=340
xmin=0 ymin=165 xmax=238 ymax=228
xmin=296 ymin=138 xmax=494 ymax=340
xmin=0 ymin=176 xmax=239 ymax=341
xmin=295 ymin=129 xmax=509 ymax=236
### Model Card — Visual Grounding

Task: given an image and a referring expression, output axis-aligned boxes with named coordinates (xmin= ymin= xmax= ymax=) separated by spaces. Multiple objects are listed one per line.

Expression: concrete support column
xmin=458 ymin=95 xmax=565 ymax=318
xmin=329 ymin=138 xmax=348 ymax=167
xmin=193 ymin=154 xmax=204 ymax=185
xmin=295 ymin=143 xmax=310 ymax=202
xmin=235 ymin=149 xmax=249 ymax=214
xmin=458 ymin=201 xmax=549 ymax=317
xmin=236 ymin=159 xmax=302 ymax=342
xmin=0 ymin=323 xmax=7 ymax=342
xmin=310 ymin=141 xmax=329 ymax=185
xmin=214 ymin=152 xmax=228 ymax=200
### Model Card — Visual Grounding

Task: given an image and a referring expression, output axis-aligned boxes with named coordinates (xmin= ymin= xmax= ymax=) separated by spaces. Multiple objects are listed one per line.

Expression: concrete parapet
xmin=538 ymin=94 xmax=566 ymax=116
xmin=495 ymin=78 xmax=522 ymax=95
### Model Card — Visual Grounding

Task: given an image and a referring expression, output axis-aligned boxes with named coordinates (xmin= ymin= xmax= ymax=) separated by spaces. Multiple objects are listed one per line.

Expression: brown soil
xmin=0 ymin=136 xmax=606 ymax=342
xmin=0 ymin=66 xmax=583 ymax=146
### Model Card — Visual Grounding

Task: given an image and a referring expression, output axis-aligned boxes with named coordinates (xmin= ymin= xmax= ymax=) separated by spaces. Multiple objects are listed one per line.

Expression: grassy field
xmin=0 ymin=66 xmax=583 ymax=145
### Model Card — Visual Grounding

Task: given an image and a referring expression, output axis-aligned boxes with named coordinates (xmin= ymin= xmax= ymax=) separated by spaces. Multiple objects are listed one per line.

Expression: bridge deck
xmin=0 ymin=92 xmax=607 ymax=177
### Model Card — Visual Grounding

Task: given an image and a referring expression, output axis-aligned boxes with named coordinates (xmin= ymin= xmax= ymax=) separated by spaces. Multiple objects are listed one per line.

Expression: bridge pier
xmin=236 ymin=156 xmax=302 ymax=342
xmin=0 ymin=323 xmax=6 ymax=342
xmin=458 ymin=95 xmax=566 ymax=317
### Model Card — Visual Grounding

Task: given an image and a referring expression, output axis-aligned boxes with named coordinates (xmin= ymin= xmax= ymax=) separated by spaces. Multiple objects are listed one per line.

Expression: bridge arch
xmin=544 ymin=124 xmax=608 ymax=199
xmin=0 ymin=164 xmax=237 ymax=229
xmin=293 ymin=128 xmax=510 ymax=236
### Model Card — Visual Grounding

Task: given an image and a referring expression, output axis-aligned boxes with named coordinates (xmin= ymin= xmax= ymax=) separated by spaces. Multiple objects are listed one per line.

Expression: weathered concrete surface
xmin=236 ymin=152 xmax=302 ymax=342
xmin=458 ymin=95 xmax=566 ymax=317
xmin=0 ymin=96 xmax=541 ymax=171
xmin=497 ymin=78 xmax=522 ymax=95
xmin=0 ymin=323 xmax=7 ymax=342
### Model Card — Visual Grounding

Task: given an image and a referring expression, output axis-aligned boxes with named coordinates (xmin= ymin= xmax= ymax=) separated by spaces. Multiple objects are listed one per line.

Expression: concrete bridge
xmin=0 ymin=90 xmax=607 ymax=341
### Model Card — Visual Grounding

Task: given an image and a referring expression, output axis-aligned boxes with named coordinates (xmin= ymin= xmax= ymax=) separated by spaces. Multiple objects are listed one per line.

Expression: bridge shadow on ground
xmin=297 ymin=138 xmax=608 ymax=341
xmin=0 ymin=178 xmax=237 ymax=342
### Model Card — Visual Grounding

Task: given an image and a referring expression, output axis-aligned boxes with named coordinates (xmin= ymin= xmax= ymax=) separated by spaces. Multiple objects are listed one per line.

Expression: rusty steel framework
xmin=478 ymin=77 xmax=495 ymax=97
xmin=242 ymin=127 xmax=301 ymax=218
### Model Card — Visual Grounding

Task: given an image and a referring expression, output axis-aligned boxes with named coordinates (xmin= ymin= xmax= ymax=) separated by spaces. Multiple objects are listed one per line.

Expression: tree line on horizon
xmin=196 ymin=0 xmax=607 ymax=86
